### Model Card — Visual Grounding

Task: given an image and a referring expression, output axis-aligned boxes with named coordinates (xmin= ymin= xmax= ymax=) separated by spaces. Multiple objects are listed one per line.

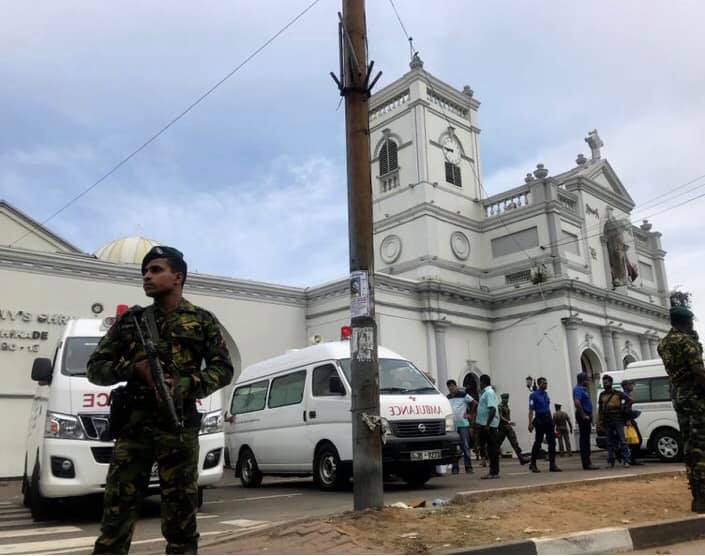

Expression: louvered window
xmin=379 ymin=139 xmax=398 ymax=175
xmin=445 ymin=162 xmax=462 ymax=186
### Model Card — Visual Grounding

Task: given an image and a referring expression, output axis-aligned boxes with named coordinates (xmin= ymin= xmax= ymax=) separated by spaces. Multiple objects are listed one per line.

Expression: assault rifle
xmin=131 ymin=312 xmax=183 ymax=436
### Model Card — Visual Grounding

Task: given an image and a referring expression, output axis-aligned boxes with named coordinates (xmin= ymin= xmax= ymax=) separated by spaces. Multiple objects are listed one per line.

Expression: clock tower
xmin=369 ymin=54 xmax=485 ymax=284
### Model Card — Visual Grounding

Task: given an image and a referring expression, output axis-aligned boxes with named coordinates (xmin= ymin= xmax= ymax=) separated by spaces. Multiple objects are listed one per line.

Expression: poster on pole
xmin=352 ymin=327 xmax=374 ymax=362
xmin=350 ymin=270 xmax=371 ymax=318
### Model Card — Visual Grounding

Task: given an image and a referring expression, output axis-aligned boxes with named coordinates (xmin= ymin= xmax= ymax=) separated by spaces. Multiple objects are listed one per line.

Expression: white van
xmin=225 ymin=340 xmax=461 ymax=491
xmin=595 ymin=360 xmax=681 ymax=462
xmin=23 ymin=316 xmax=225 ymax=520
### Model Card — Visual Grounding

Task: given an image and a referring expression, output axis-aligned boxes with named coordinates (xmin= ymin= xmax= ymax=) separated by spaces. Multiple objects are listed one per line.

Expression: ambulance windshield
xmin=338 ymin=358 xmax=437 ymax=394
xmin=62 ymin=337 xmax=101 ymax=376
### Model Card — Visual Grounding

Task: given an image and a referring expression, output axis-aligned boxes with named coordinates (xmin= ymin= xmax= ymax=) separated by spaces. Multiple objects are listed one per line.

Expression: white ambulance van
xmin=225 ymin=338 xmax=461 ymax=491
xmin=595 ymin=359 xmax=681 ymax=462
xmin=23 ymin=315 xmax=225 ymax=520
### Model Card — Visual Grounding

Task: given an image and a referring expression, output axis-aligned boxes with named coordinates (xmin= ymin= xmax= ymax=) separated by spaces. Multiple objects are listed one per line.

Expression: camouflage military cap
xmin=142 ymin=246 xmax=185 ymax=273
xmin=671 ymin=306 xmax=694 ymax=320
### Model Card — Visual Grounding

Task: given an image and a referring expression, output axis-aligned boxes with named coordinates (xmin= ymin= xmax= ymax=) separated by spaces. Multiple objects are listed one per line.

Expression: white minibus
xmin=225 ymin=339 xmax=461 ymax=490
xmin=596 ymin=359 xmax=680 ymax=462
xmin=23 ymin=316 xmax=225 ymax=520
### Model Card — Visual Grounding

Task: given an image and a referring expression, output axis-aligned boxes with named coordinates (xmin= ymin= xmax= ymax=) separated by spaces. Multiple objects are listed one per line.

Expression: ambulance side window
xmin=231 ymin=380 xmax=269 ymax=414
xmin=312 ymin=364 xmax=345 ymax=397
xmin=650 ymin=377 xmax=671 ymax=402
xmin=268 ymin=370 xmax=306 ymax=408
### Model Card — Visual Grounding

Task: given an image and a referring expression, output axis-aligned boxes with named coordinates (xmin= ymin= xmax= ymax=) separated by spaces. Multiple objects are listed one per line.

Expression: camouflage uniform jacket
xmin=498 ymin=403 xmax=512 ymax=430
xmin=658 ymin=328 xmax=705 ymax=408
xmin=87 ymin=298 xmax=234 ymax=402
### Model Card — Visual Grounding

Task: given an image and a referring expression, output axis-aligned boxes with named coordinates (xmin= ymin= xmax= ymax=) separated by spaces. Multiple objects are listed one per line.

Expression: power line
xmin=8 ymin=0 xmax=323 ymax=249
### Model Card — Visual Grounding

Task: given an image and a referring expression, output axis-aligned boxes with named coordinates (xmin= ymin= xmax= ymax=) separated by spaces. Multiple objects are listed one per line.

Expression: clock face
xmin=442 ymin=136 xmax=462 ymax=164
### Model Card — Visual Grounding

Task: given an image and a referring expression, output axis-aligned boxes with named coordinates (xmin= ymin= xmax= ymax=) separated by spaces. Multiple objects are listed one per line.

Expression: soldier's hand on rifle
xmin=134 ymin=359 xmax=155 ymax=390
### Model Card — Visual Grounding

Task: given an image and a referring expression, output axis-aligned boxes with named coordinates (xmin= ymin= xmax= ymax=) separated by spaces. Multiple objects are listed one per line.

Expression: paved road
xmin=0 ymin=454 xmax=682 ymax=554
xmin=626 ymin=538 xmax=705 ymax=554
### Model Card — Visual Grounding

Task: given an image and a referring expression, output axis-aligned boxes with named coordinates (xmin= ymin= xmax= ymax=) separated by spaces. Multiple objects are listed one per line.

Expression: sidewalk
xmin=199 ymin=470 xmax=691 ymax=554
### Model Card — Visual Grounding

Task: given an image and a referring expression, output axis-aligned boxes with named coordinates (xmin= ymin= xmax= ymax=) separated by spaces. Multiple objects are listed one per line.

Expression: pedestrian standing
xmin=87 ymin=246 xmax=234 ymax=554
xmin=552 ymin=403 xmax=573 ymax=456
xmin=497 ymin=393 xmax=529 ymax=464
xmin=574 ymin=372 xmax=599 ymax=470
xmin=476 ymin=375 xmax=500 ymax=479
xmin=447 ymin=380 xmax=474 ymax=474
xmin=528 ymin=377 xmax=561 ymax=473
xmin=621 ymin=379 xmax=644 ymax=466
xmin=658 ymin=302 xmax=705 ymax=512
xmin=597 ymin=374 xmax=631 ymax=469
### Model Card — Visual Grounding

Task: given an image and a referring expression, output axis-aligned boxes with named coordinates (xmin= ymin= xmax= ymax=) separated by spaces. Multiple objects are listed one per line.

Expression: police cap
xmin=141 ymin=246 xmax=187 ymax=282
xmin=670 ymin=306 xmax=694 ymax=320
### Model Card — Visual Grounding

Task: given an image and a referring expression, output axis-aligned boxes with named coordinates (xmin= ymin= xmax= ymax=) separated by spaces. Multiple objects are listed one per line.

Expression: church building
xmin=0 ymin=57 xmax=670 ymax=477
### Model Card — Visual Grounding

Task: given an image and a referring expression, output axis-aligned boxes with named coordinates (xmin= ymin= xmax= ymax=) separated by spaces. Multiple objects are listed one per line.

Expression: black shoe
xmin=630 ymin=461 xmax=644 ymax=466
xmin=465 ymin=466 xmax=473 ymax=474
xmin=529 ymin=464 xmax=540 ymax=473
xmin=583 ymin=465 xmax=600 ymax=470
xmin=549 ymin=465 xmax=562 ymax=472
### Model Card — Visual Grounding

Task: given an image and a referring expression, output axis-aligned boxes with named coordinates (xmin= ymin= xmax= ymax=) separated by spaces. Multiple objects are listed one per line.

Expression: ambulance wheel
xmin=400 ymin=465 xmax=433 ymax=487
xmin=653 ymin=428 xmax=682 ymax=462
xmin=239 ymin=448 xmax=263 ymax=488
xmin=313 ymin=443 xmax=348 ymax=491
xmin=29 ymin=462 xmax=53 ymax=521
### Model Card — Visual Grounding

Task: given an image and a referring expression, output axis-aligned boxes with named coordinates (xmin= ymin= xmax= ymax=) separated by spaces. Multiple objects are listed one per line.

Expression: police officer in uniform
xmin=658 ymin=303 xmax=705 ymax=512
xmin=497 ymin=393 xmax=529 ymax=465
xmin=87 ymin=246 xmax=234 ymax=553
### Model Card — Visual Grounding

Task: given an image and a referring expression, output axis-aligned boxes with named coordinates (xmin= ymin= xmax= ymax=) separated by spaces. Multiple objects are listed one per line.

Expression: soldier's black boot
xmin=692 ymin=495 xmax=705 ymax=513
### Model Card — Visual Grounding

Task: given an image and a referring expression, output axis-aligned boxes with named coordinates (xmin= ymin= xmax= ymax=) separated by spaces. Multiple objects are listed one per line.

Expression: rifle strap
xmin=143 ymin=306 xmax=161 ymax=345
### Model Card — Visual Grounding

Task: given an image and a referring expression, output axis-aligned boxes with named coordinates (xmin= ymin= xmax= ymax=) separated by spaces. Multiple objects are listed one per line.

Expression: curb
xmin=447 ymin=515 xmax=705 ymax=555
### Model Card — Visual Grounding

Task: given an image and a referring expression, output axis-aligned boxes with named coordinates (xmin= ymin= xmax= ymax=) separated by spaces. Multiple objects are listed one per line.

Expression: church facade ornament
xmin=449 ymin=231 xmax=471 ymax=260
xmin=380 ymin=234 xmax=403 ymax=264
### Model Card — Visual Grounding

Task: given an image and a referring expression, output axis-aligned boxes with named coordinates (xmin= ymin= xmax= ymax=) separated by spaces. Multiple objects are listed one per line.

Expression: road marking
xmin=196 ymin=514 xmax=219 ymax=520
xmin=203 ymin=492 xmax=303 ymax=505
xmin=0 ymin=513 xmax=31 ymax=520
xmin=0 ymin=520 xmax=36 ymax=529
xmin=0 ymin=536 xmax=98 ymax=554
xmin=47 ymin=530 xmax=225 ymax=555
xmin=220 ymin=519 xmax=270 ymax=528
xmin=0 ymin=525 xmax=82 ymax=540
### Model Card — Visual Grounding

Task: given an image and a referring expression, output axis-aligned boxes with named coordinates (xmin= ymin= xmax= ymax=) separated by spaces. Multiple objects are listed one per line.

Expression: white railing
xmin=558 ymin=192 xmax=578 ymax=214
xmin=427 ymin=90 xmax=468 ymax=118
xmin=370 ymin=90 xmax=410 ymax=121
xmin=484 ymin=189 xmax=531 ymax=217
xmin=380 ymin=171 xmax=400 ymax=193
xmin=505 ymin=270 xmax=532 ymax=285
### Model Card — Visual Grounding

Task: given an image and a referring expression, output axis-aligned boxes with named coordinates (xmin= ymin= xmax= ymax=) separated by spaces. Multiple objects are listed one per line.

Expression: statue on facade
xmin=585 ymin=129 xmax=604 ymax=161
xmin=604 ymin=208 xmax=638 ymax=287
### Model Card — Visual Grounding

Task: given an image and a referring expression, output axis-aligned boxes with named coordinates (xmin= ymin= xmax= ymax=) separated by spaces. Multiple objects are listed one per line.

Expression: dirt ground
xmin=201 ymin=472 xmax=692 ymax=554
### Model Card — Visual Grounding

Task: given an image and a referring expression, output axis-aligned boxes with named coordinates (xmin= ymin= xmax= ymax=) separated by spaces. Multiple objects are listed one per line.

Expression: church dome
xmin=94 ymin=236 xmax=159 ymax=265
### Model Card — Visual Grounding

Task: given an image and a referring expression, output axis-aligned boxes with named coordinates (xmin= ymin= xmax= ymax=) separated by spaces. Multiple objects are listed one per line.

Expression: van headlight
xmin=445 ymin=414 xmax=455 ymax=433
xmin=45 ymin=411 xmax=86 ymax=440
xmin=200 ymin=411 xmax=224 ymax=435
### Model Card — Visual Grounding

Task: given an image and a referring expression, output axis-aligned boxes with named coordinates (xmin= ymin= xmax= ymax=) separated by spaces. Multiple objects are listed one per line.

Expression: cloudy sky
xmin=2 ymin=1 xmax=705 ymax=324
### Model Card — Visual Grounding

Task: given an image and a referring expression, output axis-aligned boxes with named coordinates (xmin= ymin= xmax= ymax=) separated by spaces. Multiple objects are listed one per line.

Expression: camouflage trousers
xmin=496 ymin=426 xmax=523 ymax=457
xmin=93 ymin=420 xmax=200 ymax=555
xmin=675 ymin=407 xmax=705 ymax=499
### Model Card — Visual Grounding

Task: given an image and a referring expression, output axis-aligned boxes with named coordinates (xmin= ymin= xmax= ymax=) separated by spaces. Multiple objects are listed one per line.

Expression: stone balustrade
xmin=370 ymin=90 xmax=410 ymax=121
xmin=484 ymin=187 xmax=531 ymax=217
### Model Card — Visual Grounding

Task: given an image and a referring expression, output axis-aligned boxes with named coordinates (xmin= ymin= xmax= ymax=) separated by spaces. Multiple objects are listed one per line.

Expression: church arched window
xmin=379 ymin=139 xmax=398 ymax=176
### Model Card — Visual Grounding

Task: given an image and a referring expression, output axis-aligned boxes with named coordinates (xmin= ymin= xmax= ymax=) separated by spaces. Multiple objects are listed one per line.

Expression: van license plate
xmin=410 ymin=450 xmax=441 ymax=461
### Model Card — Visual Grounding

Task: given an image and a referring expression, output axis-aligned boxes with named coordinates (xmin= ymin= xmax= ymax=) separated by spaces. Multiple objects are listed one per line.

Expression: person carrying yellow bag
xmin=621 ymin=379 xmax=645 ymax=465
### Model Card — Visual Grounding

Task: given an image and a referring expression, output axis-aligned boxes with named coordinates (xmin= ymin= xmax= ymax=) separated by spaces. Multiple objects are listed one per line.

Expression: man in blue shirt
xmin=528 ymin=377 xmax=561 ymax=473
xmin=446 ymin=379 xmax=474 ymax=474
xmin=476 ymin=374 xmax=500 ymax=479
xmin=573 ymin=372 xmax=599 ymax=470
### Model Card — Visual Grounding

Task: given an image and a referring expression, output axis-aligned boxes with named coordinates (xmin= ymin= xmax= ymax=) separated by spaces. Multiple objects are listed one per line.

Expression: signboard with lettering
xmin=0 ymin=309 xmax=74 ymax=354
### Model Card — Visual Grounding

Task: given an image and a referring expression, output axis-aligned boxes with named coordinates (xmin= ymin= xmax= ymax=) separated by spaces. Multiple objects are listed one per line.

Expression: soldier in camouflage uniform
xmin=658 ymin=304 xmax=705 ymax=513
xmin=497 ymin=394 xmax=529 ymax=465
xmin=87 ymin=246 xmax=234 ymax=554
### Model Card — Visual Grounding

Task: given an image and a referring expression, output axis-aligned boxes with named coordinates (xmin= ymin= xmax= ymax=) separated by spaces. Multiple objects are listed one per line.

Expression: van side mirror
xmin=31 ymin=358 xmax=53 ymax=384
xmin=329 ymin=375 xmax=346 ymax=395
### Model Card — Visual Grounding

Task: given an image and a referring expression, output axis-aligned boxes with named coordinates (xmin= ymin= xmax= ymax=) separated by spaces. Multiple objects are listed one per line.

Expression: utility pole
xmin=333 ymin=0 xmax=384 ymax=510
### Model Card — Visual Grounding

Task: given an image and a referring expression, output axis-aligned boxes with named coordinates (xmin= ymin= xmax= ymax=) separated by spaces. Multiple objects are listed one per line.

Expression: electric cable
xmin=8 ymin=0 xmax=323 ymax=249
